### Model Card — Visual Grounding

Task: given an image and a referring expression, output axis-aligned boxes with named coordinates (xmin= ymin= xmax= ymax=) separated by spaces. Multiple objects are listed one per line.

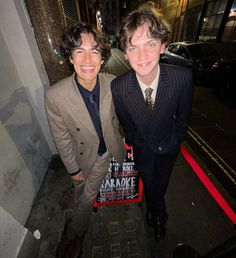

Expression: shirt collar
xmin=136 ymin=65 xmax=160 ymax=101
xmin=75 ymin=74 xmax=99 ymax=98
xmin=136 ymin=64 xmax=160 ymax=91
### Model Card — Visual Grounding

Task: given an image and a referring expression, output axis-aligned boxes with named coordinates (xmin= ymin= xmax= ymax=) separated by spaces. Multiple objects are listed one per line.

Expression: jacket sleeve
xmin=44 ymin=91 xmax=80 ymax=174
xmin=175 ymin=69 xmax=194 ymax=143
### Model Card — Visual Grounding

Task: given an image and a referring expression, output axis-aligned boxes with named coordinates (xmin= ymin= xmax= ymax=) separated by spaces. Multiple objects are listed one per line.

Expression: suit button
xmin=80 ymin=142 xmax=84 ymax=144
xmin=158 ymin=147 xmax=162 ymax=151
xmin=80 ymin=152 xmax=83 ymax=155
xmin=76 ymin=128 xmax=80 ymax=131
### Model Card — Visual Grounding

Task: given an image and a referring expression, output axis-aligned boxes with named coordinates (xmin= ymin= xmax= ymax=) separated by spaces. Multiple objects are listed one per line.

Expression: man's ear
xmin=69 ymin=56 xmax=73 ymax=64
xmin=160 ymin=43 xmax=166 ymax=54
xmin=124 ymin=53 xmax=128 ymax=60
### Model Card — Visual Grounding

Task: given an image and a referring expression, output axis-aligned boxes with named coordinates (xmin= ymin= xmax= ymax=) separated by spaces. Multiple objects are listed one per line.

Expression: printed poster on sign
xmin=94 ymin=145 xmax=143 ymax=207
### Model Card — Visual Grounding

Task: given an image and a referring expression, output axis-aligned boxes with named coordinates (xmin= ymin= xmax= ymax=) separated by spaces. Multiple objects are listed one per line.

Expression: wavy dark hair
xmin=61 ymin=22 xmax=111 ymax=65
xmin=119 ymin=2 xmax=171 ymax=52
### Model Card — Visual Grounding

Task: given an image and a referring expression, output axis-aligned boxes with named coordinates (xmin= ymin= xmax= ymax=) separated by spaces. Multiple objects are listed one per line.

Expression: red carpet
xmin=181 ymin=145 xmax=236 ymax=224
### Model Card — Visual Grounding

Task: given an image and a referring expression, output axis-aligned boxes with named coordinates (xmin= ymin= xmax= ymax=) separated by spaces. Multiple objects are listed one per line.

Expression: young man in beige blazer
xmin=44 ymin=22 xmax=125 ymax=255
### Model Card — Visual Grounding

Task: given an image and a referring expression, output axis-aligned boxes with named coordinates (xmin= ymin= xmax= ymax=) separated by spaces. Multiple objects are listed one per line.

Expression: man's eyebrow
xmin=147 ymin=39 xmax=156 ymax=42
xmin=73 ymin=46 xmax=100 ymax=51
xmin=73 ymin=46 xmax=83 ymax=50
xmin=126 ymin=43 xmax=135 ymax=47
xmin=145 ymin=39 xmax=157 ymax=44
xmin=127 ymin=39 xmax=156 ymax=47
xmin=91 ymin=46 xmax=100 ymax=50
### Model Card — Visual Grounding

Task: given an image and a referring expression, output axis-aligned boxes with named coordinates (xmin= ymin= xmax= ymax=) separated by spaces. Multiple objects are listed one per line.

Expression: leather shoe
xmin=55 ymin=235 xmax=82 ymax=258
xmin=67 ymin=235 xmax=82 ymax=258
xmin=55 ymin=219 xmax=83 ymax=258
xmin=171 ymin=243 xmax=200 ymax=258
xmin=152 ymin=212 xmax=168 ymax=242
xmin=146 ymin=210 xmax=168 ymax=227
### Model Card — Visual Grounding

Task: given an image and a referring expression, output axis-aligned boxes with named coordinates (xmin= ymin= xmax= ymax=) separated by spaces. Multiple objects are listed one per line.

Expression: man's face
xmin=70 ymin=33 xmax=103 ymax=89
xmin=124 ymin=22 xmax=165 ymax=85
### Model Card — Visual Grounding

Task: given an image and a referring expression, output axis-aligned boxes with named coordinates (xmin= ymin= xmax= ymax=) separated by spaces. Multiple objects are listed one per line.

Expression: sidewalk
xmin=26 ymin=143 xmax=235 ymax=258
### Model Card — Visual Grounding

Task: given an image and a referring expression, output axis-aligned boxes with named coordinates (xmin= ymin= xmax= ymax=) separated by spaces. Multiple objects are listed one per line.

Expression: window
xmin=59 ymin=0 xmax=79 ymax=29
xmin=199 ymin=0 xmax=227 ymax=41
xmin=187 ymin=44 xmax=218 ymax=58
xmin=175 ymin=46 xmax=190 ymax=59
xmin=222 ymin=0 xmax=236 ymax=41
xmin=168 ymin=44 xmax=179 ymax=54
xmin=168 ymin=45 xmax=190 ymax=59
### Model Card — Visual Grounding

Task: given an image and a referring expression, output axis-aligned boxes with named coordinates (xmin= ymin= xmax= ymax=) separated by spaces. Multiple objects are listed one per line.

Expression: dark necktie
xmin=88 ymin=93 xmax=101 ymax=138
xmin=88 ymin=93 xmax=99 ymax=117
xmin=144 ymin=87 xmax=154 ymax=111
xmin=88 ymin=93 xmax=106 ymax=155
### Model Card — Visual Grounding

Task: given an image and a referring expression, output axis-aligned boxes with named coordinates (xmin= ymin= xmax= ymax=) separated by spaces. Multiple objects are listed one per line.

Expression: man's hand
xmin=72 ymin=171 xmax=85 ymax=182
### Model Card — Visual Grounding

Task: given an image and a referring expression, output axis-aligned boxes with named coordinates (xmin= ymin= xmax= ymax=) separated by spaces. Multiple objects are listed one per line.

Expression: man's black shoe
xmin=55 ymin=219 xmax=83 ymax=258
xmin=152 ymin=212 xmax=168 ymax=242
xmin=146 ymin=210 xmax=168 ymax=227
xmin=55 ymin=234 xmax=82 ymax=258
xmin=67 ymin=235 xmax=82 ymax=258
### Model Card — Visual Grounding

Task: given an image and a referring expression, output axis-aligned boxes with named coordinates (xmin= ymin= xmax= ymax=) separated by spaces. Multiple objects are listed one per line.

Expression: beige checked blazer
xmin=45 ymin=73 xmax=126 ymax=175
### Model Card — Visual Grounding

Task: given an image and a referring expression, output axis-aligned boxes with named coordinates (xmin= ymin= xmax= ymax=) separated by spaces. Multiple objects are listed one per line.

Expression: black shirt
xmin=75 ymin=75 xmax=106 ymax=156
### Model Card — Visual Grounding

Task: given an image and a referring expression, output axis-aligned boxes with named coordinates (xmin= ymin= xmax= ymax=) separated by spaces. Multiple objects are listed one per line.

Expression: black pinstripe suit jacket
xmin=111 ymin=63 xmax=194 ymax=154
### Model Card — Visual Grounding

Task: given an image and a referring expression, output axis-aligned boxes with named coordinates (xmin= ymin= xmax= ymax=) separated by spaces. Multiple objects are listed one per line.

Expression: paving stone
xmin=111 ymin=242 xmax=121 ymax=258
xmin=127 ymin=240 xmax=139 ymax=256
xmin=92 ymin=222 xmax=104 ymax=239
xmin=109 ymin=221 xmax=120 ymax=235
xmin=92 ymin=245 xmax=104 ymax=258
xmin=125 ymin=219 xmax=136 ymax=232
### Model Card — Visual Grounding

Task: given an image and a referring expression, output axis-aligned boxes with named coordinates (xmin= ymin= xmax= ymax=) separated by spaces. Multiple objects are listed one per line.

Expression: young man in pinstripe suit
xmin=111 ymin=2 xmax=193 ymax=242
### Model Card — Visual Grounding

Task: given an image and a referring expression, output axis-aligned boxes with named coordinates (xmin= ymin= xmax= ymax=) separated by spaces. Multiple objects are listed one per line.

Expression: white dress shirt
xmin=136 ymin=64 xmax=160 ymax=102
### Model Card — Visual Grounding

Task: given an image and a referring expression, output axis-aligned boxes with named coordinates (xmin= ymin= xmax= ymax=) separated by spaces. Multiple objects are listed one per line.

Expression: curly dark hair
xmin=61 ymin=22 xmax=111 ymax=65
xmin=119 ymin=2 xmax=171 ymax=52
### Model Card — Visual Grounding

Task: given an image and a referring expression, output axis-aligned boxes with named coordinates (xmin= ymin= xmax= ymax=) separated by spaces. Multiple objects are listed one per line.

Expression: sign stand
xmin=94 ymin=144 xmax=143 ymax=208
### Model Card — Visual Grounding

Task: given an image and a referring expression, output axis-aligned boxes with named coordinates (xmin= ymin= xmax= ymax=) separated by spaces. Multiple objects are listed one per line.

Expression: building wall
xmin=182 ymin=4 xmax=203 ymax=41
xmin=0 ymin=0 xmax=54 ymax=255
xmin=188 ymin=0 xmax=205 ymax=8
xmin=25 ymin=0 xmax=73 ymax=85
xmin=161 ymin=0 xmax=180 ymax=42
xmin=0 ymin=206 xmax=27 ymax=258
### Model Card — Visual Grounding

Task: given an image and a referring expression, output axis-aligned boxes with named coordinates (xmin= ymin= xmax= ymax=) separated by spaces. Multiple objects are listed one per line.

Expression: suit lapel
xmin=146 ymin=64 xmax=174 ymax=131
xmin=152 ymin=64 xmax=171 ymax=112
xmin=68 ymin=74 xmax=97 ymax=137
xmin=128 ymin=70 xmax=146 ymax=108
xmin=99 ymin=73 xmax=110 ymax=126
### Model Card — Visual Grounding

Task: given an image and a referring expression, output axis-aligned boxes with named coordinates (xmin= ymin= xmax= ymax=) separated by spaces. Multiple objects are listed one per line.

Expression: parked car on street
xmin=210 ymin=58 xmax=236 ymax=99
xmin=161 ymin=41 xmax=222 ymax=85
